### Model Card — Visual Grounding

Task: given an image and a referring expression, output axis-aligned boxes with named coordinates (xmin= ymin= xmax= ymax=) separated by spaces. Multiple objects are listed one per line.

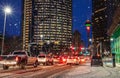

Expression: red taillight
xmin=16 ymin=56 xmax=19 ymax=61
xmin=15 ymin=56 xmax=20 ymax=62
xmin=63 ymin=58 xmax=66 ymax=61
xmin=76 ymin=57 xmax=79 ymax=60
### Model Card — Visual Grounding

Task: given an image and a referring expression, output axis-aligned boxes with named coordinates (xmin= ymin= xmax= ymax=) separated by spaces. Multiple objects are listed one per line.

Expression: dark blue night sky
xmin=0 ymin=0 xmax=92 ymax=47
xmin=72 ymin=0 xmax=92 ymax=46
xmin=0 ymin=0 xmax=22 ymax=36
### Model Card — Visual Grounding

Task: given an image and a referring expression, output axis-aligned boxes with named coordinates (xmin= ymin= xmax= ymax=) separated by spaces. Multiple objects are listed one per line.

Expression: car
xmin=79 ymin=56 xmax=86 ymax=63
xmin=37 ymin=54 xmax=54 ymax=65
xmin=91 ymin=55 xmax=103 ymax=66
xmin=0 ymin=50 xmax=38 ymax=70
xmin=59 ymin=55 xmax=67 ymax=64
xmin=53 ymin=55 xmax=60 ymax=64
xmin=66 ymin=56 xmax=79 ymax=65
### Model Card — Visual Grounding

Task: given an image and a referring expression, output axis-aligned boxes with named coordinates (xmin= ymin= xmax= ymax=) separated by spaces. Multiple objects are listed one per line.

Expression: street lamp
xmin=47 ymin=40 xmax=50 ymax=53
xmin=89 ymin=38 xmax=92 ymax=42
xmin=110 ymin=38 xmax=114 ymax=42
xmin=1 ymin=6 xmax=12 ymax=55
xmin=110 ymin=38 xmax=116 ymax=67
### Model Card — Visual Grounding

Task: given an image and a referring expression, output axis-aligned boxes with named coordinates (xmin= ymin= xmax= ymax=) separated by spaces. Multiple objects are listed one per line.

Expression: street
xmin=0 ymin=0 xmax=120 ymax=78
xmin=0 ymin=62 xmax=120 ymax=78
xmin=51 ymin=63 xmax=120 ymax=78
xmin=0 ymin=64 xmax=71 ymax=78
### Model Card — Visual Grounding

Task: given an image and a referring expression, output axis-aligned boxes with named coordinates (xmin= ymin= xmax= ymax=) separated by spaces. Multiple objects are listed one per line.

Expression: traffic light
xmin=79 ymin=51 xmax=83 ymax=55
xmin=79 ymin=46 xmax=85 ymax=51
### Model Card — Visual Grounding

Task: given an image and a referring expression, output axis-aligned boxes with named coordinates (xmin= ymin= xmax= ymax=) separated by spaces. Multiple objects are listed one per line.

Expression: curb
xmin=116 ymin=63 xmax=120 ymax=67
xmin=103 ymin=62 xmax=120 ymax=68
xmin=103 ymin=61 xmax=113 ymax=67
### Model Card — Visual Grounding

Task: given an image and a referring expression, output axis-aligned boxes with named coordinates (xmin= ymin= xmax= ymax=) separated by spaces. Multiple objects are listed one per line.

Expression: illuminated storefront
xmin=111 ymin=24 xmax=120 ymax=64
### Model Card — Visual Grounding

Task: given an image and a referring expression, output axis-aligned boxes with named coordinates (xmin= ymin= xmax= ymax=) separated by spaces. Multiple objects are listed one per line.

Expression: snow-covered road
xmin=53 ymin=63 xmax=120 ymax=78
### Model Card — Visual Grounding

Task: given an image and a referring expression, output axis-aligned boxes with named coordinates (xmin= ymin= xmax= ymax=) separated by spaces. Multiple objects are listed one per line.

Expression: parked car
xmin=0 ymin=50 xmax=38 ymax=70
xmin=91 ymin=55 xmax=103 ymax=66
xmin=37 ymin=54 xmax=54 ymax=65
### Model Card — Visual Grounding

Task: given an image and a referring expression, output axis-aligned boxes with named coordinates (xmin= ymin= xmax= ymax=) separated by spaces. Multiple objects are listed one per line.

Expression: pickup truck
xmin=0 ymin=50 xmax=38 ymax=70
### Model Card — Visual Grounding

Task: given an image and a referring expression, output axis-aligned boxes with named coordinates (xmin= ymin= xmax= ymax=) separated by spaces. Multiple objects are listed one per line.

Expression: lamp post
xmin=47 ymin=40 xmax=50 ymax=53
xmin=1 ymin=6 xmax=12 ymax=55
xmin=40 ymin=35 xmax=43 ymax=51
xmin=110 ymin=38 xmax=116 ymax=67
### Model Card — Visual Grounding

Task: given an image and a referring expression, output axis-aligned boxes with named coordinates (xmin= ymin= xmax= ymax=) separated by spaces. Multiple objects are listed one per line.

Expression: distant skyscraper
xmin=22 ymin=0 xmax=72 ymax=52
xmin=72 ymin=30 xmax=81 ymax=52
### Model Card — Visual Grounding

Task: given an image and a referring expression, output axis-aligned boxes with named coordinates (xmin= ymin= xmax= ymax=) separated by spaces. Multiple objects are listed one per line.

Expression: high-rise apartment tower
xmin=22 ymin=0 xmax=72 ymax=53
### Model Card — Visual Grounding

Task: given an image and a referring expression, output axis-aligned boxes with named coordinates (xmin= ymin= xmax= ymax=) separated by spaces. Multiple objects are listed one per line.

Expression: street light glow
xmin=4 ymin=6 xmax=12 ymax=14
xmin=110 ymin=38 xmax=114 ymax=41
xmin=47 ymin=40 xmax=50 ymax=44
xmin=40 ymin=35 xmax=43 ymax=38
xmin=89 ymin=38 xmax=92 ymax=42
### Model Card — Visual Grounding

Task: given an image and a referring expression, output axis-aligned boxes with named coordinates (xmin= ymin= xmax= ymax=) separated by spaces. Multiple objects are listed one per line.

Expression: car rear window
xmin=38 ymin=56 xmax=45 ymax=58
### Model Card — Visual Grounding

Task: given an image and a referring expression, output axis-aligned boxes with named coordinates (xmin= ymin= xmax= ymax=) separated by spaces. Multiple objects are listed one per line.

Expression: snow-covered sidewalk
xmin=52 ymin=62 xmax=120 ymax=78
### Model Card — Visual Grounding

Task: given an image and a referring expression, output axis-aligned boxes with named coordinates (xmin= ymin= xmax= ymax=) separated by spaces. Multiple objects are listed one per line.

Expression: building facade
xmin=108 ymin=5 xmax=120 ymax=64
xmin=106 ymin=0 xmax=120 ymax=64
xmin=72 ymin=30 xmax=81 ymax=52
xmin=22 ymin=0 xmax=72 ymax=53
xmin=92 ymin=0 xmax=110 ymax=54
